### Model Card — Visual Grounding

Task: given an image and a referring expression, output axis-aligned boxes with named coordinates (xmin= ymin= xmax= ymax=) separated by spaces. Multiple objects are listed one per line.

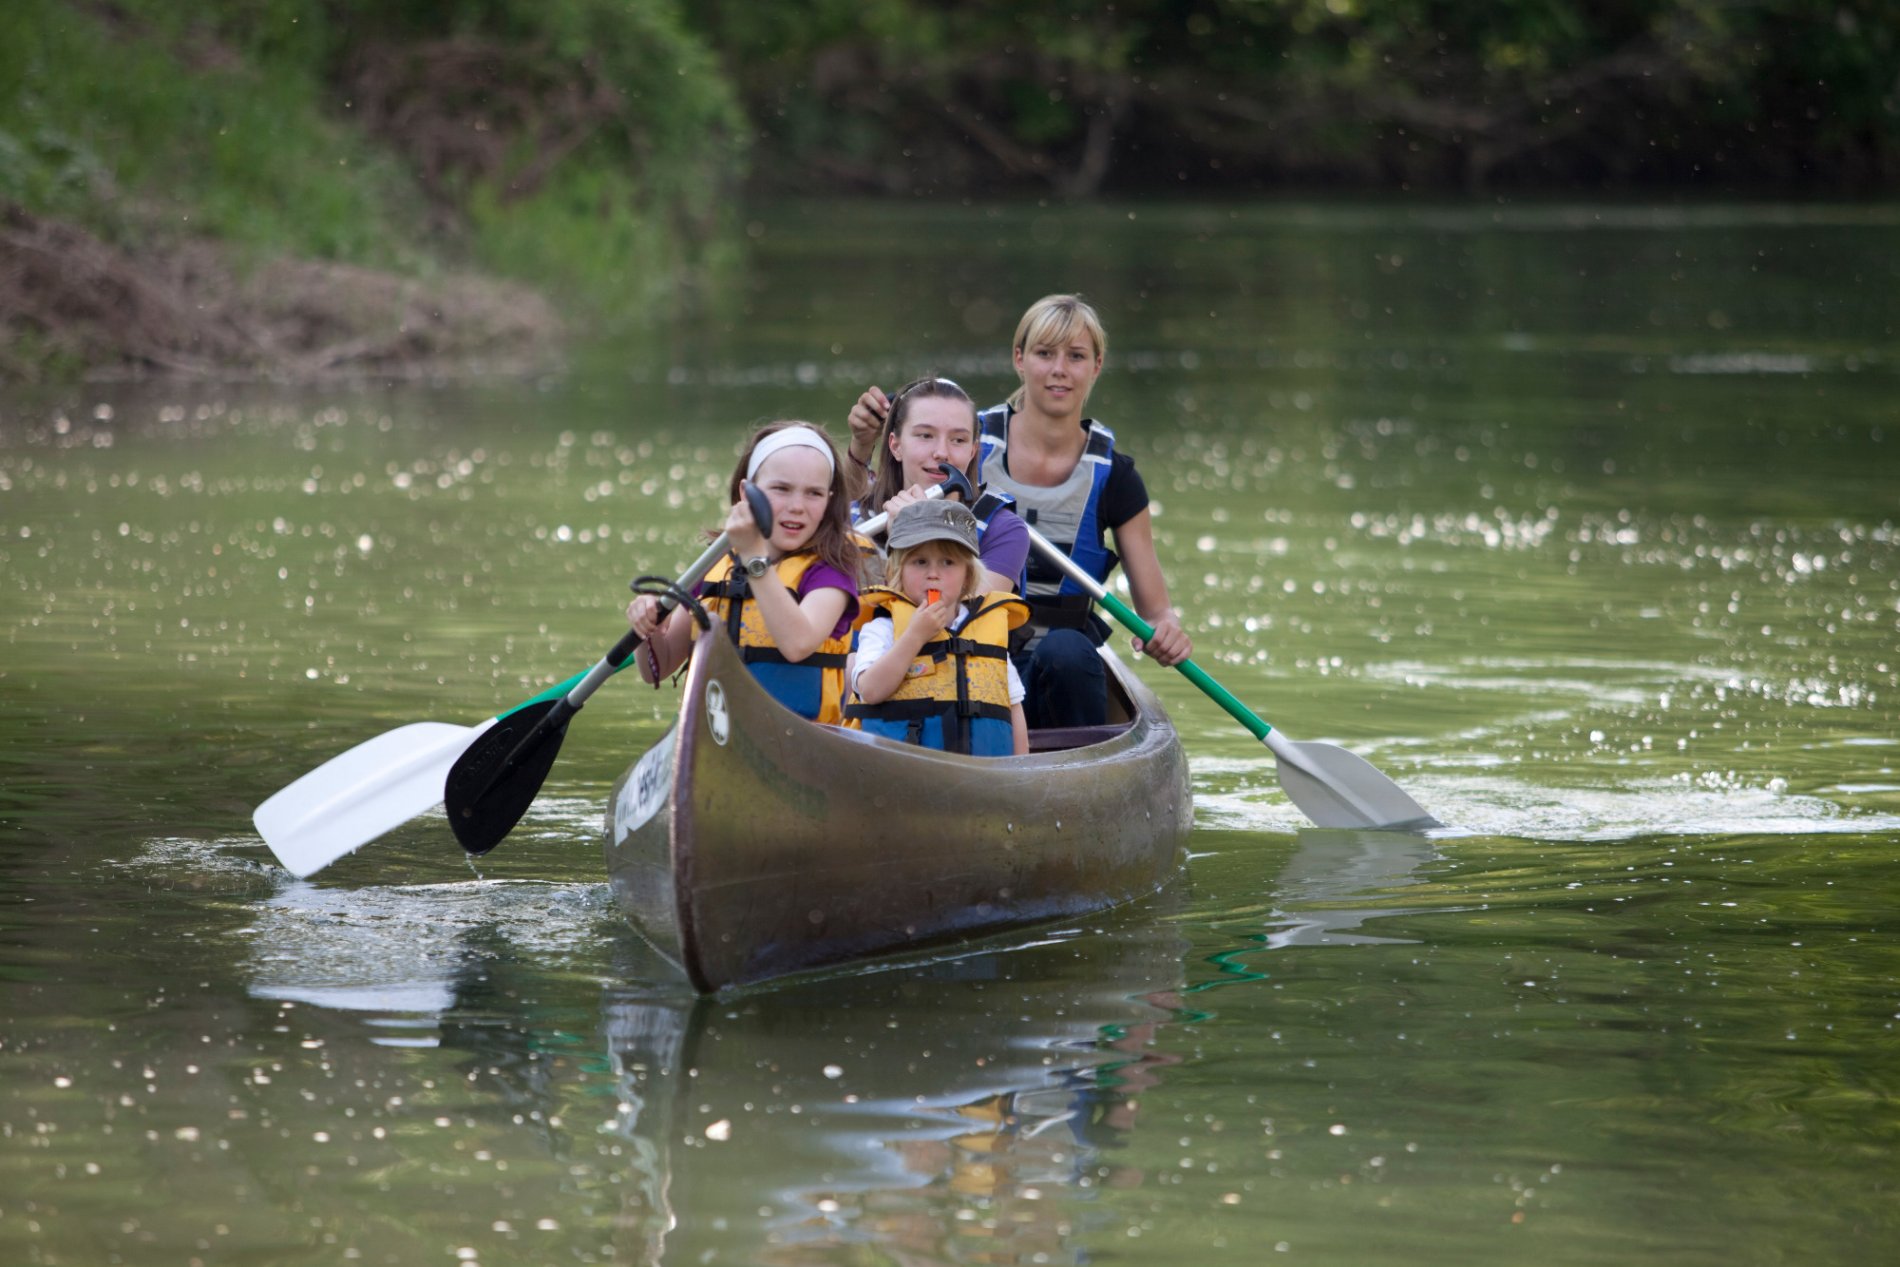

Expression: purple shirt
xmin=977 ymin=507 xmax=1031 ymax=585
xmin=798 ymin=561 xmax=861 ymax=638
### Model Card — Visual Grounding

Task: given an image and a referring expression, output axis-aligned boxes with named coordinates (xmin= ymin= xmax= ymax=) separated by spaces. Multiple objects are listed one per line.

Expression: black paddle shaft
xmin=448 ymin=619 xmax=669 ymax=854
xmin=446 ymin=481 xmax=775 ymax=855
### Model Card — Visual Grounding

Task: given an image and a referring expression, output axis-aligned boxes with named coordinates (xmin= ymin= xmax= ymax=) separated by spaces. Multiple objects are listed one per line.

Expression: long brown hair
xmin=727 ymin=421 xmax=862 ymax=582
xmin=862 ymin=377 xmax=980 ymax=518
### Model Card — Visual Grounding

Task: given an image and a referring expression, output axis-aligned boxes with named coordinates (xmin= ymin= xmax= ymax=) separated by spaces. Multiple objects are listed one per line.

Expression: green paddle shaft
xmin=1017 ymin=522 xmax=1272 ymax=739
xmin=503 ymin=670 xmax=588 ymax=720
xmin=1019 ymin=520 xmax=1436 ymax=831
xmin=1088 ymin=588 xmax=1272 ymax=742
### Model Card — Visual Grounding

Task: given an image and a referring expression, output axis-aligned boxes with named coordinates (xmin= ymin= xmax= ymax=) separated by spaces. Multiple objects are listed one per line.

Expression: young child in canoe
xmin=626 ymin=422 xmax=861 ymax=723
xmin=847 ymin=500 xmax=1030 ymax=756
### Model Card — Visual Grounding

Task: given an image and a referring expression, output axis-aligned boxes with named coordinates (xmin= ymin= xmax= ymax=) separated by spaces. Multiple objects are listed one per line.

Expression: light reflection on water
xmin=2 ymin=200 xmax=1898 ymax=1265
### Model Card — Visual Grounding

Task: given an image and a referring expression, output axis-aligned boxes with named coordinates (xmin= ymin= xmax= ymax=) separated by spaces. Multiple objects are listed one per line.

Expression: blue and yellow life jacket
xmin=699 ymin=551 xmax=853 ymax=725
xmin=845 ymin=588 xmax=1030 ymax=756
xmin=976 ymin=405 xmax=1118 ymax=641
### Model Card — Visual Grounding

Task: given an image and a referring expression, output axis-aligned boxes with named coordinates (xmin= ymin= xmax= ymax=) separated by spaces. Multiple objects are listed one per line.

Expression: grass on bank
xmin=0 ymin=0 xmax=427 ymax=266
xmin=0 ymin=0 xmax=744 ymax=340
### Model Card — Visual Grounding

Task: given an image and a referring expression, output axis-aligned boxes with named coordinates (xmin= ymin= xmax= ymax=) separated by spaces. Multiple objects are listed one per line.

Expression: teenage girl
xmin=627 ymin=422 xmax=861 ymax=723
xmin=843 ymin=376 xmax=1029 ymax=593
xmin=848 ymin=500 xmax=1029 ymax=757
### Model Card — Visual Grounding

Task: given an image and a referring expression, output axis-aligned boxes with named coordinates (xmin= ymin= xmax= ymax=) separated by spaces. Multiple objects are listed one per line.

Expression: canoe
xmin=603 ymin=625 xmax=1192 ymax=992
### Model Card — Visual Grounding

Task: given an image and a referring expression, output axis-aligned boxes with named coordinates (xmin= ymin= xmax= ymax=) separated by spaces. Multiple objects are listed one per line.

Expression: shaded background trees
xmin=692 ymin=0 xmax=1898 ymax=197
xmin=2 ymin=0 xmax=1895 ymax=377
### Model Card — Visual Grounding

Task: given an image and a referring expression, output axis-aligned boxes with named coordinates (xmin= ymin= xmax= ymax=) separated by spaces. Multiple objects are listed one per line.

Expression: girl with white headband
xmin=627 ymin=421 xmax=861 ymax=724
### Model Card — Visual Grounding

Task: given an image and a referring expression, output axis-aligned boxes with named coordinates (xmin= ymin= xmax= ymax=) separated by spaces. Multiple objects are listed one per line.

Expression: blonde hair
xmin=1007 ymin=294 xmax=1107 ymax=410
xmin=888 ymin=537 xmax=983 ymax=603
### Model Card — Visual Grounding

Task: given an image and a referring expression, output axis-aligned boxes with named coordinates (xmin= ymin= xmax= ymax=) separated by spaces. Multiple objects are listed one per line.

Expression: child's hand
xmin=882 ymin=484 xmax=931 ymax=516
xmin=725 ymin=494 xmax=768 ymax=557
xmin=910 ymin=591 xmax=957 ymax=640
xmin=626 ymin=594 xmax=667 ymax=639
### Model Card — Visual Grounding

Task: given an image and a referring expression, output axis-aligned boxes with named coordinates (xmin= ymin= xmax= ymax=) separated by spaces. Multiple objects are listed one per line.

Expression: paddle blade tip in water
xmin=1270 ymin=738 xmax=1439 ymax=831
xmin=444 ymin=699 xmax=571 ymax=855
xmin=253 ymin=721 xmax=487 ymax=877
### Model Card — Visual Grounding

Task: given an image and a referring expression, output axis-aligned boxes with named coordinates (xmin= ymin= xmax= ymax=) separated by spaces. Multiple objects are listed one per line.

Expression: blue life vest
xmin=976 ymin=405 xmax=1118 ymax=640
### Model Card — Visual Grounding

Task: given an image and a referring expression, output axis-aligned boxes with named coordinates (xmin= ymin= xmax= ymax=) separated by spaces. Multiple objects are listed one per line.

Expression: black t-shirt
xmin=1098 ymin=449 xmax=1149 ymax=531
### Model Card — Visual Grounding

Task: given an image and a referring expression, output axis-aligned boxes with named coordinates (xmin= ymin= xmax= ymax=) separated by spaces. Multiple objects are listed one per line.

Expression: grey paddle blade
xmin=1270 ymin=739 xmax=1440 ymax=831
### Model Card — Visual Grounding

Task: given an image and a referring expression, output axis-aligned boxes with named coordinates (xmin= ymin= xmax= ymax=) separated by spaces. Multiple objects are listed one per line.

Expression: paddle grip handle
xmin=604 ymin=627 xmax=647 ymax=671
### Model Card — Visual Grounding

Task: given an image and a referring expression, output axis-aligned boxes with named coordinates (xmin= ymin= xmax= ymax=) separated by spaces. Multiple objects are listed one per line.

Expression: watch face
xmin=745 ymin=556 xmax=769 ymax=577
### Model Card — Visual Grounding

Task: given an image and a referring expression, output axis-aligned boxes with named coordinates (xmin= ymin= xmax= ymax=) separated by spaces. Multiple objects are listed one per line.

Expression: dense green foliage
xmin=1 ymin=0 xmax=1893 ymax=373
xmin=0 ymin=0 xmax=420 ymax=260
xmin=0 ymin=0 xmax=744 ymax=315
xmin=693 ymin=0 xmax=1899 ymax=194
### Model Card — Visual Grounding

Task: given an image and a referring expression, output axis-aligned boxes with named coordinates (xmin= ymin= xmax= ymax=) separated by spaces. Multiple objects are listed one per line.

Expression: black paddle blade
xmin=445 ymin=699 xmax=572 ymax=855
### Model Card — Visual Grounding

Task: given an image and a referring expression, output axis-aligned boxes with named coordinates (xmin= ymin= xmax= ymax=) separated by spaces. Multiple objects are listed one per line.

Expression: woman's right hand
xmin=626 ymin=594 xmax=667 ymax=639
xmin=846 ymin=386 xmax=890 ymax=464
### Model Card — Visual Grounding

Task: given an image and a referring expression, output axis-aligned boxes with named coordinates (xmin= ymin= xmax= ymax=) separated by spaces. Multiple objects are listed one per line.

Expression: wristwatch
xmin=742 ymin=555 xmax=770 ymax=579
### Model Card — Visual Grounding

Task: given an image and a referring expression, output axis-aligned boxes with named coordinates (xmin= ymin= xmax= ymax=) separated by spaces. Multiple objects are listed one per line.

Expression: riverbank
xmin=0 ymin=0 xmax=741 ymax=383
xmin=1 ymin=203 xmax=562 ymax=382
xmin=6 ymin=0 xmax=1892 ymax=382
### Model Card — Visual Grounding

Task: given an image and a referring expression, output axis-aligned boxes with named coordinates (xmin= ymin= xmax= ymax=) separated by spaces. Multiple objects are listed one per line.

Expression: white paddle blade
xmin=1270 ymin=739 xmax=1439 ymax=831
xmin=254 ymin=720 xmax=494 ymax=877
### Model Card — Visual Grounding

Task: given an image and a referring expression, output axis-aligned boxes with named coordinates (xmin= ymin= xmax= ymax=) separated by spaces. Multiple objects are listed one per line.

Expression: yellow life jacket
xmin=845 ymin=588 xmax=1029 ymax=755
xmin=699 ymin=551 xmax=854 ymax=725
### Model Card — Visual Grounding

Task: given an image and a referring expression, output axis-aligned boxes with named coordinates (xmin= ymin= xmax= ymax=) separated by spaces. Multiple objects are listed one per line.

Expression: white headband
xmin=745 ymin=425 xmax=835 ymax=482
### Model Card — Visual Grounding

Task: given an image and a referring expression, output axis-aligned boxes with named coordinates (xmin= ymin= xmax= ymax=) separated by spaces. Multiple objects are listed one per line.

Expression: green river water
xmin=2 ymin=200 xmax=1896 ymax=1265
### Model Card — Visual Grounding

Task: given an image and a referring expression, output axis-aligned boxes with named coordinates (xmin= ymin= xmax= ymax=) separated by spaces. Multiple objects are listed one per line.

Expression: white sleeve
xmin=851 ymin=616 xmax=895 ymax=695
xmin=1005 ymin=654 xmax=1025 ymax=705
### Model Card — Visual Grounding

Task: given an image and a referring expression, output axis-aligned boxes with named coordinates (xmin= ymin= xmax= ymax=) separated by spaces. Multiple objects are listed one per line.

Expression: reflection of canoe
xmin=600 ymin=900 xmax=1191 ymax=1263
xmin=604 ymin=627 xmax=1192 ymax=991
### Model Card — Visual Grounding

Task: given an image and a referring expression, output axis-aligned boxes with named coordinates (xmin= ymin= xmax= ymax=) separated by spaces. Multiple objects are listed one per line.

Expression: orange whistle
xmin=926 ymin=588 xmax=942 ymax=604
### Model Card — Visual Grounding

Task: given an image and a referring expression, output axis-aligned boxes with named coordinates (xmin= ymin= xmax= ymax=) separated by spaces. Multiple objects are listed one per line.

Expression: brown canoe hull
xmin=604 ymin=628 xmax=1191 ymax=992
